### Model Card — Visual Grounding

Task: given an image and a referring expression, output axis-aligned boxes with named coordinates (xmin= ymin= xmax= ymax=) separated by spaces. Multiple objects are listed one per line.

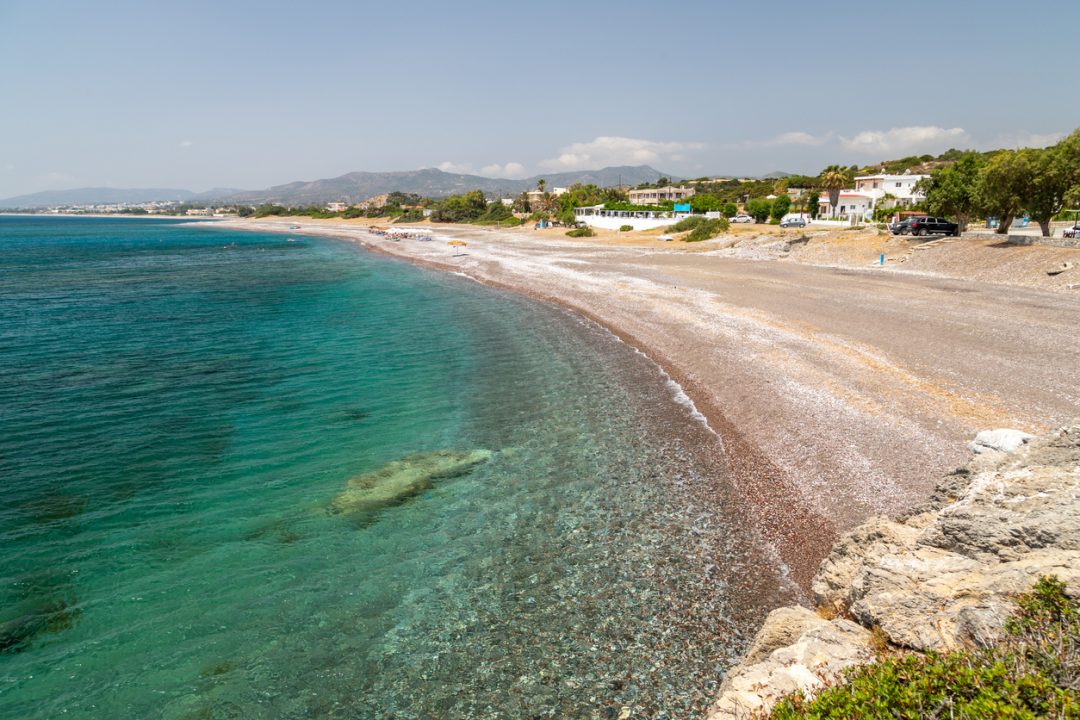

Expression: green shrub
xmin=566 ymin=226 xmax=595 ymax=238
xmin=683 ymin=217 xmax=729 ymax=242
xmin=668 ymin=216 xmax=729 ymax=242
xmin=770 ymin=195 xmax=792 ymax=221
xmin=770 ymin=576 xmax=1079 ymax=719
xmin=746 ymin=197 xmax=773 ymax=223
xmin=668 ymin=215 xmax=708 ymax=233
xmin=619 ymin=224 xmax=634 ymax=232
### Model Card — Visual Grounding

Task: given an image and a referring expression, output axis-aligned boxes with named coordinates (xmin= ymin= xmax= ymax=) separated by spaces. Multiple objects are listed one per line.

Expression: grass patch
xmin=566 ymin=226 xmax=595 ymax=238
xmin=770 ymin=576 xmax=1079 ymax=719
xmin=619 ymin=224 xmax=634 ymax=232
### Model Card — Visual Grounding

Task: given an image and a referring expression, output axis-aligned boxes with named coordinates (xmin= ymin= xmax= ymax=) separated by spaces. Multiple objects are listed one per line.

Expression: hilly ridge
xmin=0 ymin=166 xmax=676 ymax=209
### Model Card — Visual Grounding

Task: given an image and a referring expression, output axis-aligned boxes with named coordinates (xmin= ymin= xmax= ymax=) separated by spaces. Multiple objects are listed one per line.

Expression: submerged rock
xmin=329 ymin=449 xmax=493 ymax=516
xmin=0 ymin=592 xmax=81 ymax=654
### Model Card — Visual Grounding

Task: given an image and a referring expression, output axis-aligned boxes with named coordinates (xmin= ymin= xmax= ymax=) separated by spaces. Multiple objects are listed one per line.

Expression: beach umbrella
xmin=447 ymin=240 xmax=467 ymax=247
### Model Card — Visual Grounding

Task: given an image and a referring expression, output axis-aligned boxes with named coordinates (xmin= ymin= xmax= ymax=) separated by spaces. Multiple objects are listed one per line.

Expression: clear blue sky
xmin=1 ymin=0 xmax=1076 ymax=196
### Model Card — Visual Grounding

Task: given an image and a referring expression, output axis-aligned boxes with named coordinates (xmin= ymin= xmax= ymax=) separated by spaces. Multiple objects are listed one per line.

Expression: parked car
xmin=893 ymin=216 xmax=958 ymax=236
xmin=779 ymin=215 xmax=807 ymax=228
xmin=729 ymin=214 xmax=754 ymax=223
xmin=890 ymin=218 xmax=915 ymax=235
xmin=1064 ymin=225 xmax=1080 ymax=239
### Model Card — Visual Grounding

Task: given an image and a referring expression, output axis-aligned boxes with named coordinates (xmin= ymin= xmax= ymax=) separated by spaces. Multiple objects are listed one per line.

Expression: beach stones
xmin=329 ymin=449 xmax=493 ymax=516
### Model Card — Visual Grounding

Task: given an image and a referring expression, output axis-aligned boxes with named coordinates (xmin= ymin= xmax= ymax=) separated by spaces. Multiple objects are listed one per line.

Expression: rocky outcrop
xmin=707 ymin=607 xmax=873 ymax=719
xmin=708 ymin=423 xmax=1080 ymax=719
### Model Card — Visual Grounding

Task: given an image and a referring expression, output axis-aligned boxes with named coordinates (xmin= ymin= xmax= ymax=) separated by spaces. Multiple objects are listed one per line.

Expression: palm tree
xmin=537 ymin=178 xmax=546 ymax=193
xmin=820 ymin=166 xmax=851 ymax=218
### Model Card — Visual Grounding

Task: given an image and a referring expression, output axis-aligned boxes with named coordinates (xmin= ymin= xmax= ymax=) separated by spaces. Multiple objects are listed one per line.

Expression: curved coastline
xmin=203 ymin=216 xmax=1080 ymax=595
xmin=211 ymin=218 xmax=852 ymax=586
xmin=194 ymin=215 xmax=1080 ymax=714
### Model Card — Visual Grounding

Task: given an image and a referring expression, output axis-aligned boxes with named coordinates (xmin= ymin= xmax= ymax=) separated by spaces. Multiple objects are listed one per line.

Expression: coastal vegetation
xmin=918 ymin=129 xmax=1080 ymax=235
xmin=669 ymin=215 xmax=730 ymax=241
xmin=769 ymin=576 xmax=1078 ymax=719
xmin=114 ymin=127 xmax=1080 ymax=235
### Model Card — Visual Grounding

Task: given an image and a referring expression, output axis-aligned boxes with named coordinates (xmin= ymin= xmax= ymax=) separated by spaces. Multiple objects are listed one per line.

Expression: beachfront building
xmin=326 ymin=202 xmax=349 ymax=212
xmin=627 ymin=185 xmax=696 ymax=205
xmin=526 ymin=187 xmax=568 ymax=207
xmin=817 ymin=172 xmax=928 ymax=221
xmin=573 ymin=204 xmax=679 ymax=231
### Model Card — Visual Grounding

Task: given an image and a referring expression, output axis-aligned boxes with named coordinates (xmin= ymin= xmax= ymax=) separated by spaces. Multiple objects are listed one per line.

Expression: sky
xmin=1 ymin=0 xmax=1077 ymax=197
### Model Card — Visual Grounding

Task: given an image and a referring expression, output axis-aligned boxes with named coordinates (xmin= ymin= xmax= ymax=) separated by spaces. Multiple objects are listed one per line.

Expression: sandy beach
xmin=211 ymin=217 xmax=1080 ymax=589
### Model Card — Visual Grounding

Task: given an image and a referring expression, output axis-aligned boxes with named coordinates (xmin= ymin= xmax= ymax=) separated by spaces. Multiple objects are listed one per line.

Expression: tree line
xmin=918 ymin=129 xmax=1080 ymax=235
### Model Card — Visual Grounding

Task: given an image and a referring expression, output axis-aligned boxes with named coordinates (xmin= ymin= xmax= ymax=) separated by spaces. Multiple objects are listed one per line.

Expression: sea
xmin=0 ymin=216 xmax=790 ymax=719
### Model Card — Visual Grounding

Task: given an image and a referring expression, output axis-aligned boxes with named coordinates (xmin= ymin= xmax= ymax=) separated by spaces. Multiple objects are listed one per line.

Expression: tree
xmin=689 ymin=193 xmax=724 ymax=212
xmin=916 ymin=152 xmax=986 ymax=233
xmin=1024 ymin=148 xmax=1069 ymax=237
xmin=1024 ymin=130 xmax=1080 ymax=236
xmin=820 ymin=166 xmax=851 ymax=217
xmin=770 ymin=195 xmax=792 ymax=221
xmin=806 ymin=191 xmax=820 ymax=219
xmin=977 ymin=150 xmax=1033 ymax=234
xmin=1059 ymin=130 xmax=1080 ymax=209
xmin=537 ymin=178 xmax=546 ymax=193
xmin=657 ymin=176 xmax=671 ymax=187
xmin=721 ymin=202 xmax=738 ymax=218
xmin=431 ymin=190 xmax=487 ymax=222
xmin=746 ymin=197 xmax=772 ymax=223
xmin=772 ymin=178 xmax=789 ymax=196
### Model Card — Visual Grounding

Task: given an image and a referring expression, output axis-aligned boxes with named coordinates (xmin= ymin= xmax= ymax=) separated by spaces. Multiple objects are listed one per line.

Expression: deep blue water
xmin=0 ymin=216 xmax=786 ymax=719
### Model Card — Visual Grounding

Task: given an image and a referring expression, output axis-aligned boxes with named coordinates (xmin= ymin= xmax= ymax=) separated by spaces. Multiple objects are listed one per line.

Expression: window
xmin=895 ymin=182 xmax=902 ymax=188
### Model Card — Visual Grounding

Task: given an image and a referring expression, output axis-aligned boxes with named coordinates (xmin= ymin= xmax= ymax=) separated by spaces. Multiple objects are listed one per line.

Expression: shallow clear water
xmin=0 ymin=216 xmax=788 ymax=719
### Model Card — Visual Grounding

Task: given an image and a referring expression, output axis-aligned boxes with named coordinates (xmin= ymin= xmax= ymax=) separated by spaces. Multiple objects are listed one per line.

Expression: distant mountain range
xmin=0 ymin=166 xmax=676 ymax=209
xmin=0 ymin=186 xmax=245 ymax=208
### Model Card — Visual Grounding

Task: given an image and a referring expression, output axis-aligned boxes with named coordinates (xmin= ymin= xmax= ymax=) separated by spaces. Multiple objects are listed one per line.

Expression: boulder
xmin=812 ymin=517 xmax=921 ymax=610
xmin=707 ymin=615 xmax=872 ymax=720
xmin=967 ymin=428 xmax=1034 ymax=454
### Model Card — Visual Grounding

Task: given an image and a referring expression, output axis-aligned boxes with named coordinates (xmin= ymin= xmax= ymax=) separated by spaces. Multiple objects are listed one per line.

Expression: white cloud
xmin=540 ymin=136 xmax=705 ymax=171
xmin=992 ymin=131 xmax=1066 ymax=149
xmin=768 ymin=131 xmax=828 ymax=146
xmin=479 ymin=162 xmax=527 ymax=179
xmin=437 ymin=161 xmax=473 ymax=174
xmin=737 ymin=131 xmax=830 ymax=148
xmin=437 ymin=161 xmax=528 ymax=178
xmin=839 ymin=126 xmax=969 ymax=155
xmin=180 ymin=140 xmax=194 ymax=148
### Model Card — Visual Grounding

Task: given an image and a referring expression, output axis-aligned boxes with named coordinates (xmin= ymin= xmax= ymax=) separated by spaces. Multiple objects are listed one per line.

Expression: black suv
xmin=891 ymin=216 xmax=958 ymax=237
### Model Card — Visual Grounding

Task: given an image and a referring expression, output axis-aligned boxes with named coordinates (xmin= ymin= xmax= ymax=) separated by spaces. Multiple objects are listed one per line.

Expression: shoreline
xmin=201 ymin=216 xmax=1080 ymax=592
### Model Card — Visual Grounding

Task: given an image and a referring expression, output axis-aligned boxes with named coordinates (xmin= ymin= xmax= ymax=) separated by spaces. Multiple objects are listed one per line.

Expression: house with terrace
xmin=818 ymin=172 xmax=928 ymax=221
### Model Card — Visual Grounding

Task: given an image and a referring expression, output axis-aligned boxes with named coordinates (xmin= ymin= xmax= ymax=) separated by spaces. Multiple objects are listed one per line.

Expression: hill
xmin=0 ymin=166 xmax=675 ymax=209
xmin=1 ymin=187 xmax=191 ymax=208
xmin=221 ymin=166 xmax=675 ymax=206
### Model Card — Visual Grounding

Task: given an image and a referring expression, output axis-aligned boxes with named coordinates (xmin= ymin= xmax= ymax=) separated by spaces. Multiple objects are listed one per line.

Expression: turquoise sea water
xmin=0 ymin=216 xmax=788 ymax=719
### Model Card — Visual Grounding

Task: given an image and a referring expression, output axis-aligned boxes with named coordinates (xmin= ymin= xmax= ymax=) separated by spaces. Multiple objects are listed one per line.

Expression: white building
xmin=627 ymin=185 xmax=696 ymax=205
xmin=818 ymin=172 xmax=928 ymax=221
xmin=326 ymin=202 xmax=349 ymax=212
xmin=573 ymin=204 xmax=682 ymax=231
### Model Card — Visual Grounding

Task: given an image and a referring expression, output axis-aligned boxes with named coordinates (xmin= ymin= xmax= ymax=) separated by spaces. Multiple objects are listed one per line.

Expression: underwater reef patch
xmin=329 ymin=449 xmax=492 ymax=516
